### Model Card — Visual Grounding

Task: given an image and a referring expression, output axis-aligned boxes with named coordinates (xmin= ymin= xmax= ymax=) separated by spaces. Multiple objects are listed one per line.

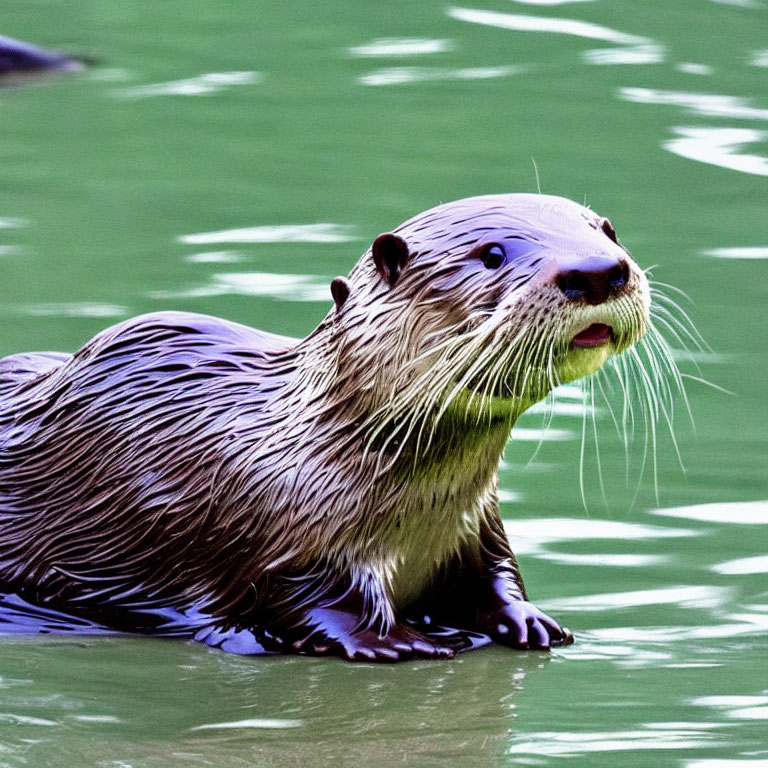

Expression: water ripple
xmin=583 ymin=44 xmax=665 ymax=66
xmin=526 ymin=399 xmax=594 ymax=416
xmin=117 ymin=71 xmax=261 ymax=99
xmin=0 ymin=216 xmax=28 ymax=229
xmin=509 ymin=427 xmax=573 ymax=441
xmin=712 ymin=554 xmax=768 ymax=575
xmin=0 ymin=713 xmax=58 ymax=726
xmin=710 ymin=0 xmax=761 ymax=7
xmin=690 ymin=695 xmax=768 ymax=724
xmin=507 ymin=727 xmax=721 ymax=757
xmin=448 ymin=7 xmax=648 ymax=45
xmin=151 ymin=272 xmax=330 ymax=302
xmin=620 ymin=87 xmax=768 ymax=120
xmin=179 ymin=223 xmax=357 ymax=245
xmin=359 ymin=65 xmax=522 ymax=86
xmin=587 ymin=609 xmax=768 ymax=641
xmin=349 ymin=38 xmax=453 ymax=57
xmin=692 ymin=695 xmax=768 ymax=707
xmin=752 ymin=49 xmax=768 ymax=67
xmin=677 ymin=62 xmax=714 ymax=75
xmin=21 ymin=303 xmax=129 ymax=318
xmin=190 ymin=718 xmax=303 ymax=730
xmin=542 ymin=585 xmax=730 ymax=611
xmin=726 ymin=707 xmax=768 ymax=720
xmin=665 ymin=127 xmax=768 ymax=176
xmin=650 ymin=500 xmax=768 ymax=524
xmin=184 ymin=250 xmax=244 ymax=263
xmin=538 ymin=552 xmax=668 ymax=567
xmin=687 ymin=761 xmax=768 ymax=768
xmin=72 ymin=714 xmax=122 ymax=723
xmin=704 ymin=246 xmax=768 ymax=259
xmin=505 ymin=517 xmax=696 ymax=547
xmin=510 ymin=0 xmax=594 ymax=5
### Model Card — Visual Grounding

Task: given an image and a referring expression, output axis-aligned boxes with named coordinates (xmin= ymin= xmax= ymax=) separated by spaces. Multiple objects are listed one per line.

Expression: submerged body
xmin=0 ymin=194 xmax=649 ymax=660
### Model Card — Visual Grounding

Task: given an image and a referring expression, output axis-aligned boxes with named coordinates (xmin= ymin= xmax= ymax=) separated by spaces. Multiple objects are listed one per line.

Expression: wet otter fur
xmin=0 ymin=194 xmax=649 ymax=661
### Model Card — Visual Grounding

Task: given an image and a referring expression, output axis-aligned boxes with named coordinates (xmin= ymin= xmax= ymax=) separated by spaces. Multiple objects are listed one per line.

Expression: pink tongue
xmin=571 ymin=323 xmax=612 ymax=348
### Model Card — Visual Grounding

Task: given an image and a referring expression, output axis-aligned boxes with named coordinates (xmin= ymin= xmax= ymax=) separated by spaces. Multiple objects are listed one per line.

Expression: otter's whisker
xmin=650 ymin=303 xmax=709 ymax=358
xmin=679 ymin=373 xmax=733 ymax=395
xmin=588 ymin=374 xmax=610 ymax=512
xmin=643 ymin=324 xmax=694 ymax=430
xmin=594 ymin=367 xmax=629 ymax=480
xmin=577 ymin=378 xmax=590 ymax=512
xmin=649 ymin=287 xmax=710 ymax=353
xmin=627 ymin=344 xmax=665 ymax=505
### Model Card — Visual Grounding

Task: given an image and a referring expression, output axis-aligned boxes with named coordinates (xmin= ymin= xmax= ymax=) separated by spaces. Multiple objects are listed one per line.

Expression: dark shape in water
xmin=0 ymin=34 xmax=83 ymax=80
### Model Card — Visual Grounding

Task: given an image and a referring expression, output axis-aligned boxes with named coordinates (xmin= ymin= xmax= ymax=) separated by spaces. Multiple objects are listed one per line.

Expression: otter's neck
xmin=288 ymin=321 xmax=537 ymax=483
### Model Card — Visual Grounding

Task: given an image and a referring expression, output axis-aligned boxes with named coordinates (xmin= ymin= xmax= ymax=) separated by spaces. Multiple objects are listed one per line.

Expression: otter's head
xmin=328 ymin=194 xmax=649 ymax=421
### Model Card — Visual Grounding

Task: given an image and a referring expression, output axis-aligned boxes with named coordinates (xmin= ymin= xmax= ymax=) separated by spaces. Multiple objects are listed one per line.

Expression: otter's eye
xmin=601 ymin=218 xmax=618 ymax=244
xmin=482 ymin=244 xmax=505 ymax=270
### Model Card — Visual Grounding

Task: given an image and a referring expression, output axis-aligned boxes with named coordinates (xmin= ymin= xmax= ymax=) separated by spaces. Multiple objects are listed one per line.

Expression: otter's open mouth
xmin=571 ymin=323 xmax=613 ymax=348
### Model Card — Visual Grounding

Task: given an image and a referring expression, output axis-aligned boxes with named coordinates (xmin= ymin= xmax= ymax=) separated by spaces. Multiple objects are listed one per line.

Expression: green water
xmin=1 ymin=0 xmax=767 ymax=765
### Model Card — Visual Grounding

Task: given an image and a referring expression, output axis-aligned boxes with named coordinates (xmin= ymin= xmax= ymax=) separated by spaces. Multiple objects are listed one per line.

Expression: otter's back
xmin=0 ymin=311 xmax=296 ymax=402
xmin=0 ymin=352 xmax=71 ymax=397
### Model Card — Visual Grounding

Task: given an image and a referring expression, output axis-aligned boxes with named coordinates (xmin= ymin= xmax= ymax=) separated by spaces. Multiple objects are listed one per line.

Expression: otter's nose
xmin=555 ymin=255 xmax=630 ymax=306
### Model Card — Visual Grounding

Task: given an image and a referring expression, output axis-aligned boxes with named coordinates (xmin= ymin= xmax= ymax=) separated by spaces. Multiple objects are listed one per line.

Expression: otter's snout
xmin=555 ymin=254 xmax=630 ymax=306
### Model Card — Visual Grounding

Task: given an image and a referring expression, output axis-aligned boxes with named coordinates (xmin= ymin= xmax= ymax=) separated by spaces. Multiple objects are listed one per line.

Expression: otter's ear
xmin=330 ymin=276 xmax=351 ymax=309
xmin=372 ymin=233 xmax=410 ymax=288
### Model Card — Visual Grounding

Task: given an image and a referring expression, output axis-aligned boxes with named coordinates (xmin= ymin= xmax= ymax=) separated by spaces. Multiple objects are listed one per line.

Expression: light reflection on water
xmin=506 ymin=727 xmax=723 ymax=758
xmin=508 ymin=427 xmax=574 ymax=442
xmin=150 ymin=271 xmax=332 ymax=302
xmin=349 ymin=38 xmax=454 ymax=57
xmin=447 ymin=6 xmax=650 ymax=45
xmin=0 ymin=217 xmax=28 ymax=229
xmin=650 ymin=500 xmax=768 ymax=524
xmin=582 ymin=609 xmax=768 ymax=643
xmin=704 ymin=247 xmax=768 ymax=259
xmin=20 ymin=302 xmax=129 ymax=318
xmin=184 ymin=250 xmax=244 ymax=263
xmin=712 ymin=554 xmax=768 ymax=575
xmin=664 ymin=127 xmax=768 ymax=176
xmin=359 ymin=65 xmax=523 ymax=86
xmin=676 ymin=62 xmax=713 ymax=76
xmin=504 ymin=516 xmax=696 ymax=551
xmin=536 ymin=552 xmax=668 ymax=567
xmin=541 ymin=585 xmax=731 ymax=612
xmin=753 ymin=48 xmax=768 ymax=67
xmin=619 ymin=87 xmax=768 ymax=120
xmin=116 ymin=71 xmax=262 ymax=99
xmin=179 ymin=223 xmax=358 ymax=245
xmin=686 ymin=761 xmax=768 ymax=768
xmin=190 ymin=717 xmax=304 ymax=730
xmin=509 ymin=0 xmax=596 ymax=5
xmin=582 ymin=43 xmax=664 ymax=65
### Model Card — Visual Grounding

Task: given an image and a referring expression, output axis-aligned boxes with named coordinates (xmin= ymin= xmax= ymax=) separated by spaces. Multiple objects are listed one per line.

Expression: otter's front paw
xmin=478 ymin=601 xmax=574 ymax=650
xmin=294 ymin=607 xmax=455 ymax=662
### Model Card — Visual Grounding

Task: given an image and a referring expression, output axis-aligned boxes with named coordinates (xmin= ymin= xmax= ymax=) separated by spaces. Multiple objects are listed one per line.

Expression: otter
xmin=0 ymin=35 xmax=83 ymax=80
xmin=0 ymin=194 xmax=649 ymax=661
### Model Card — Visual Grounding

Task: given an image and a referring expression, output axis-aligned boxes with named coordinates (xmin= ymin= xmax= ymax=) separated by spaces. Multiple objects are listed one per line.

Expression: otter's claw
xmin=330 ymin=627 xmax=455 ymax=662
xmin=294 ymin=607 xmax=455 ymax=662
xmin=479 ymin=601 xmax=574 ymax=650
